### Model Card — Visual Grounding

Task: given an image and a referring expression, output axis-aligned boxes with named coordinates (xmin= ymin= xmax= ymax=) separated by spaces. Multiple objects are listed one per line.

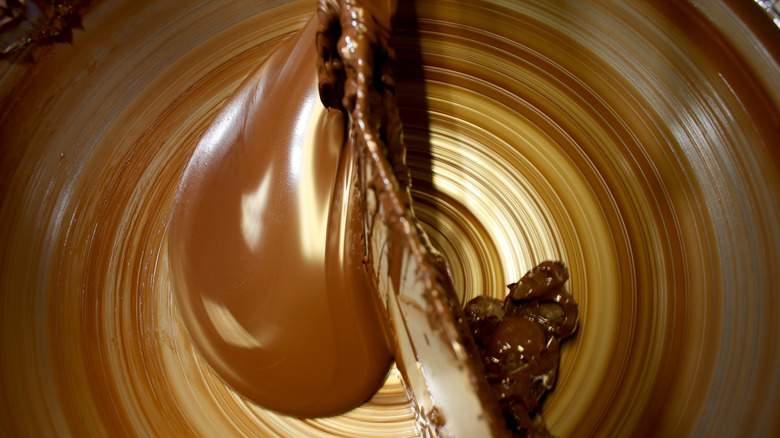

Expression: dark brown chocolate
xmin=466 ymin=261 xmax=578 ymax=437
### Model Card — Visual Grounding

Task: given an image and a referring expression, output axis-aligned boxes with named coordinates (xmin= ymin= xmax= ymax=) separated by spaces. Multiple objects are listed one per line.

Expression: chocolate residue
xmin=317 ymin=0 xmax=531 ymax=436
xmin=466 ymin=261 xmax=578 ymax=437
xmin=0 ymin=0 xmax=90 ymax=54
xmin=317 ymin=1 xmax=579 ymax=435
xmin=1 ymin=0 xmax=778 ymax=436
xmin=316 ymin=0 xmax=410 ymax=194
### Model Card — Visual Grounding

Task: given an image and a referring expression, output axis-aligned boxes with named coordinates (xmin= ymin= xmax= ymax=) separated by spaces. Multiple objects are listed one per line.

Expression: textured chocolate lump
xmin=465 ymin=261 xmax=579 ymax=437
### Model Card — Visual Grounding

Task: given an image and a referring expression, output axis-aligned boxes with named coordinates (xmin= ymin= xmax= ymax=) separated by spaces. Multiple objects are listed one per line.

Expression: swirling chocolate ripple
xmin=1 ymin=0 xmax=778 ymax=436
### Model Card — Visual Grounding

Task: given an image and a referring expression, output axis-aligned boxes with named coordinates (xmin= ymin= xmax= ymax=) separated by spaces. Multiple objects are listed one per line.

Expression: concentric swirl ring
xmin=1 ymin=0 xmax=778 ymax=437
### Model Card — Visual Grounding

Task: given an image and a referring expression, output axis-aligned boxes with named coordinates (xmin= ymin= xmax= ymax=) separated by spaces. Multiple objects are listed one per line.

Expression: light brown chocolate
xmin=168 ymin=16 xmax=392 ymax=418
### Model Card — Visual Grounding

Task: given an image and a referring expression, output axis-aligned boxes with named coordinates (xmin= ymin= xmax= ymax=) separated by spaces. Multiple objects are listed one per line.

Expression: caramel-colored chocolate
xmin=168 ymin=16 xmax=392 ymax=418
xmin=169 ymin=0 xmax=566 ymax=432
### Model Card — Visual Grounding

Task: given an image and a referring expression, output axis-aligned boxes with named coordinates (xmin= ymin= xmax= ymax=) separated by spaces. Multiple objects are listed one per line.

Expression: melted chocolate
xmin=0 ymin=0 xmax=90 ymax=54
xmin=168 ymin=16 xmax=392 ymax=418
xmin=172 ymin=0 xmax=578 ymax=432
xmin=466 ymin=261 xmax=578 ymax=437
xmin=318 ymin=0 xmax=512 ymax=436
xmin=2 ymin=0 xmax=779 ymax=436
xmin=317 ymin=1 xmax=580 ymax=436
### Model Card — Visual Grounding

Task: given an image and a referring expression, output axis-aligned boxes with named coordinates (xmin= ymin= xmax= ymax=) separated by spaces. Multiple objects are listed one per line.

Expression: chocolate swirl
xmin=0 ymin=0 xmax=778 ymax=436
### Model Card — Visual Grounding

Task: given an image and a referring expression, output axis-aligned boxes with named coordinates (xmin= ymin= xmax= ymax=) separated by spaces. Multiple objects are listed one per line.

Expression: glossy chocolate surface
xmin=317 ymin=0 xmax=512 ymax=434
xmin=1 ymin=0 xmax=779 ymax=436
xmin=168 ymin=16 xmax=391 ymax=417
xmin=466 ymin=261 xmax=578 ymax=436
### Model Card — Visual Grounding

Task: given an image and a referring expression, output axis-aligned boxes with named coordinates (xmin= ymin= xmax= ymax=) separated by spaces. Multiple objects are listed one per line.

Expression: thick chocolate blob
xmin=317 ymin=0 xmax=514 ymax=435
xmin=168 ymin=16 xmax=392 ymax=417
xmin=466 ymin=261 xmax=579 ymax=437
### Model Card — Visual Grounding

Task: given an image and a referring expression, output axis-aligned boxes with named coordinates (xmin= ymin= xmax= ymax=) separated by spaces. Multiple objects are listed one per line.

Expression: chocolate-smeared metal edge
xmin=316 ymin=0 xmax=511 ymax=436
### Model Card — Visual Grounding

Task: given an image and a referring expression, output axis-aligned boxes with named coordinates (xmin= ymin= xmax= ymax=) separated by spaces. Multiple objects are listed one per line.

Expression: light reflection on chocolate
xmin=0 ymin=0 xmax=779 ymax=436
xmin=168 ymin=15 xmax=392 ymax=418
